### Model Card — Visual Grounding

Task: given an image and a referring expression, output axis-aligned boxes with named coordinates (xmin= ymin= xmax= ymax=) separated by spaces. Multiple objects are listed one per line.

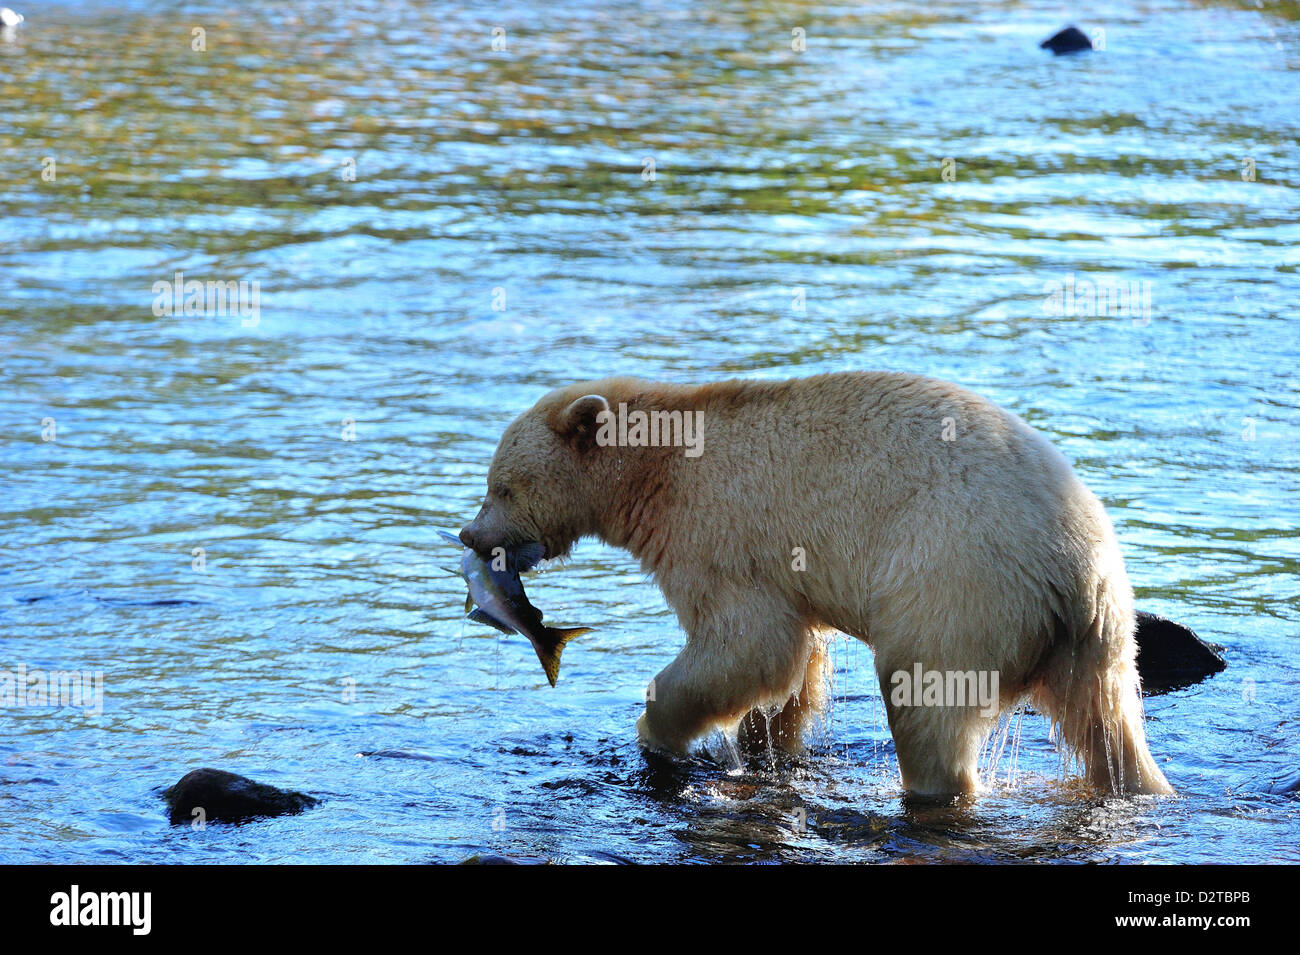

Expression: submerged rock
xmin=1260 ymin=771 xmax=1300 ymax=796
xmin=1040 ymin=25 xmax=1093 ymax=55
xmin=1134 ymin=611 xmax=1226 ymax=694
xmin=356 ymin=749 xmax=439 ymax=762
xmin=162 ymin=768 xmax=318 ymax=826
xmin=458 ymin=853 xmax=552 ymax=865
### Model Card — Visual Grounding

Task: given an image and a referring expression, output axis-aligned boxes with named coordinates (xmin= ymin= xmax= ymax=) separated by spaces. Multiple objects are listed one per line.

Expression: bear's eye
xmin=494 ymin=485 xmax=511 ymax=501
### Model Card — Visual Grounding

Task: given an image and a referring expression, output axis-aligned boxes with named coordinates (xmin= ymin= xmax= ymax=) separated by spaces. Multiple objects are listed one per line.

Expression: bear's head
xmin=459 ymin=384 xmax=618 ymax=562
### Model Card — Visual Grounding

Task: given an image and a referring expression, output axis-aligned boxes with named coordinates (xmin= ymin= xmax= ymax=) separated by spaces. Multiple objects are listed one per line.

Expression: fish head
xmin=460 ymin=388 xmax=614 ymax=564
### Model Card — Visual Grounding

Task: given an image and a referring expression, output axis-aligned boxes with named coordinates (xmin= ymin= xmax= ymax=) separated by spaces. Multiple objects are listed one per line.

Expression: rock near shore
xmin=163 ymin=768 xmax=319 ymax=826
xmin=1134 ymin=611 xmax=1227 ymax=694
xmin=1040 ymin=25 xmax=1094 ymax=55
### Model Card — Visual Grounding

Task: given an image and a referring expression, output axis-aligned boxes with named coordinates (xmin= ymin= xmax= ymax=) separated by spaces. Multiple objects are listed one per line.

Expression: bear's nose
xmin=458 ymin=527 xmax=479 ymax=551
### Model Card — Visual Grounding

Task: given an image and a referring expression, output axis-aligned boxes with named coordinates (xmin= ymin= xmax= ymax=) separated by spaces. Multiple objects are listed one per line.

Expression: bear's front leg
xmin=637 ymin=593 xmax=813 ymax=756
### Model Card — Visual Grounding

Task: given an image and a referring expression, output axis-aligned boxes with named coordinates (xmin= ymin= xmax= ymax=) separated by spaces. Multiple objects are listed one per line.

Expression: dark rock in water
xmin=162 ymin=768 xmax=318 ymax=826
xmin=1134 ymin=611 xmax=1226 ymax=694
xmin=356 ymin=749 xmax=439 ymax=762
xmin=458 ymin=853 xmax=552 ymax=865
xmin=1259 ymin=771 xmax=1300 ymax=796
xmin=1040 ymin=25 xmax=1093 ymax=55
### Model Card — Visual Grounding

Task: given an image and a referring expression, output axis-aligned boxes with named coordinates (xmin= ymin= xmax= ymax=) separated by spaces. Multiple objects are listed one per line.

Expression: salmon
xmin=439 ymin=530 xmax=591 ymax=687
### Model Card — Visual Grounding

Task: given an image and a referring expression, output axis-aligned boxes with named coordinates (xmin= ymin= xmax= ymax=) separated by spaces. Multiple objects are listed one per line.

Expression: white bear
xmin=459 ymin=372 xmax=1172 ymax=796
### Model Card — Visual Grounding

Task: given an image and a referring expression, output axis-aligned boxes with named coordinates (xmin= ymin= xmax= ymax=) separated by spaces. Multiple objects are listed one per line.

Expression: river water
xmin=1 ymin=0 xmax=1297 ymax=863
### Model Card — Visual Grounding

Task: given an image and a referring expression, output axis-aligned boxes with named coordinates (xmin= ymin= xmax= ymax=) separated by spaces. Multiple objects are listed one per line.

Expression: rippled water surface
xmin=2 ymin=0 xmax=1298 ymax=863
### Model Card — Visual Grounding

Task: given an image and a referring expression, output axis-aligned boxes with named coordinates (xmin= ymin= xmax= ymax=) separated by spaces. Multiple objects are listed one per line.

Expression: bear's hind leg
xmin=875 ymin=655 xmax=998 ymax=797
xmin=737 ymin=637 xmax=829 ymax=755
xmin=1031 ymin=597 xmax=1173 ymax=795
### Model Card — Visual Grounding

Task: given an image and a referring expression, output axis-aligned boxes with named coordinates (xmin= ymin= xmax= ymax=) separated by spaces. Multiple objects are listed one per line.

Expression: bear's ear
xmin=556 ymin=394 xmax=611 ymax=451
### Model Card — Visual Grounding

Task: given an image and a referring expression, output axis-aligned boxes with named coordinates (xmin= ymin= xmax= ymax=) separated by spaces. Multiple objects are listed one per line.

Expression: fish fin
xmin=534 ymin=626 xmax=594 ymax=688
xmin=511 ymin=542 xmax=546 ymax=574
xmin=464 ymin=592 xmax=474 ymax=614
xmin=468 ymin=607 xmax=515 ymax=636
xmin=438 ymin=530 xmax=464 ymax=548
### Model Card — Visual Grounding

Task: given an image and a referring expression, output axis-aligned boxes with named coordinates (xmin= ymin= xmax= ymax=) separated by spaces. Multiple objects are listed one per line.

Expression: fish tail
xmin=537 ymin=627 xmax=594 ymax=688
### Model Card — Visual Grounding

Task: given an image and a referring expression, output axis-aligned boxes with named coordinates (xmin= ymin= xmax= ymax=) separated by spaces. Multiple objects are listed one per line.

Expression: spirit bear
xmin=459 ymin=372 xmax=1172 ymax=796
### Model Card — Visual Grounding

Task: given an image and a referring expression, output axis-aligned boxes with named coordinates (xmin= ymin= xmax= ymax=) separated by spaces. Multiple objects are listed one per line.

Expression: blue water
xmin=1 ymin=0 xmax=1297 ymax=863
